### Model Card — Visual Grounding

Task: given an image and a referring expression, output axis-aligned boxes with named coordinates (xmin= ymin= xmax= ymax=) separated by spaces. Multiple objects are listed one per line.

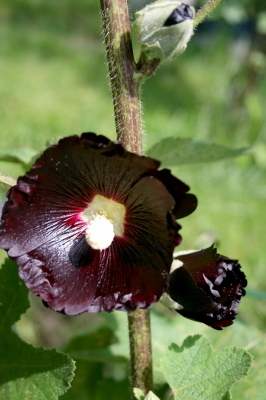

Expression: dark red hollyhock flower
xmin=167 ymin=245 xmax=247 ymax=330
xmin=0 ymin=133 xmax=197 ymax=315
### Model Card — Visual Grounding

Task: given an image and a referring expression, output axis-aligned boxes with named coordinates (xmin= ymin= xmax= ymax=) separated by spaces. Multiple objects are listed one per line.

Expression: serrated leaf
xmin=150 ymin=309 xmax=266 ymax=398
xmin=0 ymin=340 xmax=75 ymax=400
xmin=231 ymin=356 xmax=266 ymax=400
xmin=147 ymin=137 xmax=248 ymax=166
xmin=160 ymin=335 xmax=252 ymax=400
xmin=0 ymin=259 xmax=75 ymax=399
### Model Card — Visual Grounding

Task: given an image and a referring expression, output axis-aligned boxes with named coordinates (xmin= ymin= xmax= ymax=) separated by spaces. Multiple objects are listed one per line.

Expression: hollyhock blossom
xmin=0 ymin=133 xmax=197 ymax=315
xmin=166 ymin=245 xmax=247 ymax=330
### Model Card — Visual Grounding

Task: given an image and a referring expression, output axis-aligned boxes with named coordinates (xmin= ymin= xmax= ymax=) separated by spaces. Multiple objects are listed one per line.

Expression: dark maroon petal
xmin=154 ymin=169 xmax=197 ymax=218
xmin=13 ymin=172 xmax=175 ymax=314
xmin=0 ymin=133 xmax=159 ymax=257
xmin=167 ymin=245 xmax=247 ymax=330
xmin=0 ymin=133 xmax=196 ymax=314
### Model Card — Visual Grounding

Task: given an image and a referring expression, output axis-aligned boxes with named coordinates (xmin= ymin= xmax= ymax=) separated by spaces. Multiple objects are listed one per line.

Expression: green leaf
xmin=222 ymin=392 xmax=232 ymax=400
xmin=147 ymin=137 xmax=249 ymax=166
xmin=133 ymin=388 xmax=145 ymax=400
xmin=61 ymin=358 xmax=129 ymax=400
xmin=246 ymin=288 xmax=266 ymax=300
xmin=160 ymin=335 xmax=252 ymax=400
xmin=64 ymin=326 xmax=115 ymax=353
xmin=0 ymin=148 xmax=39 ymax=168
xmin=63 ymin=326 xmax=127 ymax=364
xmin=231 ymin=356 xmax=266 ymax=400
xmin=0 ymin=258 xmax=30 ymax=329
xmin=133 ymin=389 xmax=160 ymax=400
xmin=74 ymin=309 xmax=260 ymax=397
xmin=0 ymin=258 xmax=75 ymax=400
xmin=144 ymin=391 xmax=161 ymax=400
xmin=62 ymin=312 xmax=129 ymax=365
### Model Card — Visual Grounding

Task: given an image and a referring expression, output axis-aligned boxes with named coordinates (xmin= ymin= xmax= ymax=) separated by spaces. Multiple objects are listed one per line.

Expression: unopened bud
xmin=133 ymin=0 xmax=195 ymax=61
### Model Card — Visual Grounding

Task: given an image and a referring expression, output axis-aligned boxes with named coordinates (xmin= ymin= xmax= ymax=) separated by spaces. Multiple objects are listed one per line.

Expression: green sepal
xmin=133 ymin=0 xmax=195 ymax=61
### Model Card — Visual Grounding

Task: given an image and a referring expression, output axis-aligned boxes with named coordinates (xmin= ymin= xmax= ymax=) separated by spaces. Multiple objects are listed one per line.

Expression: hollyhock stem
xmin=128 ymin=309 xmax=153 ymax=395
xmin=0 ymin=174 xmax=16 ymax=187
xmin=100 ymin=0 xmax=144 ymax=155
xmin=99 ymin=0 xmax=153 ymax=397
xmin=195 ymin=0 xmax=225 ymax=27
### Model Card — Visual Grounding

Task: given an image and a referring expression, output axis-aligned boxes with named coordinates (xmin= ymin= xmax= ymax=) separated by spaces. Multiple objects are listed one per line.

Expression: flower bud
xmin=163 ymin=245 xmax=247 ymax=330
xmin=133 ymin=0 xmax=195 ymax=61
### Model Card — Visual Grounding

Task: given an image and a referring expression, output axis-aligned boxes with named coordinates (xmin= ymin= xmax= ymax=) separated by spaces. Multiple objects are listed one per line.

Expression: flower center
xmin=82 ymin=194 xmax=126 ymax=250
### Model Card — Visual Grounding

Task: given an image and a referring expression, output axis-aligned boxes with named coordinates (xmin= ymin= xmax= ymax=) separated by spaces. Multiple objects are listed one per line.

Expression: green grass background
xmin=0 ymin=0 xmax=266 ymax=398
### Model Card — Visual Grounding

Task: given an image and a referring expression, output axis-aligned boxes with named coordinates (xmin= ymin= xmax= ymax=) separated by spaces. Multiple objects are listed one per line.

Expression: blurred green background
xmin=0 ymin=0 xmax=266 ymax=399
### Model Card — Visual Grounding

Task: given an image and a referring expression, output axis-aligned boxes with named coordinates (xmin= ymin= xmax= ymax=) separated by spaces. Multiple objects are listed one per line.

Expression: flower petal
xmin=154 ymin=169 xmax=197 ymax=218
xmin=0 ymin=133 xmax=196 ymax=314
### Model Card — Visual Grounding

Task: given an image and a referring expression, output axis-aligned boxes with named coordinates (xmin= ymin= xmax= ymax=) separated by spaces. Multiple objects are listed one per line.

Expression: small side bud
xmin=133 ymin=0 xmax=195 ymax=62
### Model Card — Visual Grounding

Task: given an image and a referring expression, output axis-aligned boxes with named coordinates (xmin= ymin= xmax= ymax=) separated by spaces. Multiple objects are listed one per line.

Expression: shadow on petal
xmin=69 ymin=234 xmax=98 ymax=268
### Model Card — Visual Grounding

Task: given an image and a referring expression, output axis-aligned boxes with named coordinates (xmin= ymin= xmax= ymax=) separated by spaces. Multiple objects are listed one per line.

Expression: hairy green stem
xmin=99 ymin=0 xmax=153 ymax=397
xmin=0 ymin=174 xmax=16 ymax=187
xmin=195 ymin=0 xmax=225 ymax=27
xmin=100 ymin=0 xmax=143 ymax=154
xmin=128 ymin=309 xmax=153 ymax=395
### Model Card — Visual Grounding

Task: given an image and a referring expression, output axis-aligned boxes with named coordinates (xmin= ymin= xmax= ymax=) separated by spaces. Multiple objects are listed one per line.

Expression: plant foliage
xmin=0 ymin=259 xmax=75 ymax=400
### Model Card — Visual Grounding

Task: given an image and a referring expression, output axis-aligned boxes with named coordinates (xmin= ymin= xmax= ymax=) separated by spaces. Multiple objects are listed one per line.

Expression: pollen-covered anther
xmin=82 ymin=194 xmax=126 ymax=250
xmin=85 ymin=214 xmax=115 ymax=250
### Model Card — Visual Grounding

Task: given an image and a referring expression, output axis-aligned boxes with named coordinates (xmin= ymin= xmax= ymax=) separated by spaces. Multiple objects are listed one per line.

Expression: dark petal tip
xmin=163 ymin=5 xmax=193 ymax=27
xmin=154 ymin=169 xmax=197 ymax=219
